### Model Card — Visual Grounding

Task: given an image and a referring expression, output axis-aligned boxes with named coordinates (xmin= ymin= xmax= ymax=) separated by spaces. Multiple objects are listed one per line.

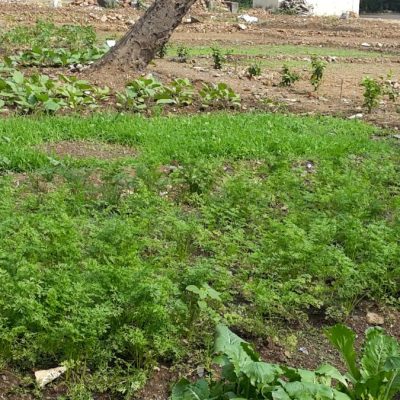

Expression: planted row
xmin=0 ymin=67 xmax=241 ymax=114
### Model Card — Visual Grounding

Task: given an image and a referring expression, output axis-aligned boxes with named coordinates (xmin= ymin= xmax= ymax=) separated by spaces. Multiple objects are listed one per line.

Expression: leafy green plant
xmin=0 ymin=69 xmax=109 ymax=113
xmin=186 ymin=284 xmax=222 ymax=326
xmin=280 ymin=64 xmax=300 ymax=87
xmin=171 ymin=324 xmax=350 ymax=400
xmin=177 ymin=45 xmax=189 ymax=63
xmin=211 ymin=47 xmax=225 ymax=70
xmin=326 ymin=324 xmax=400 ymax=400
xmin=116 ymin=75 xmax=164 ymax=111
xmin=381 ymin=72 xmax=399 ymax=103
xmin=361 ymin=77 xmax=382 ymax=113
xmin=247 ymin=63 xmax=262 ymax=78
xmin=157 ymin=42 xmax=169 ymax=59
xmin=199 ymin=83 xmax=241 ymax=109
xmin=171 ymin=324 xmax=400 ymax=400
xmin=155 ymin=78 xmax=195 ymax=106
xmin=310 ymin=56 xmax=327 ymax=91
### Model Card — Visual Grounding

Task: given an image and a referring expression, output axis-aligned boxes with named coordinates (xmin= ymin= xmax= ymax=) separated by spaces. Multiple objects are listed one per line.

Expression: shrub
xmin=177 ymin=45 xmax=189 ymax=63
xmin=310 ymin=56 xmax=327 ymax=91
xmin=211 ymin=47 xmax=225 ymax=70
xmin=361 ymin=77 xmax=382 ymax=113
xmin=199 ymin=82 xmax=241 ymax=108
xmin=280 ymin=64 xmax=300 ymax=87
xmin=247 ymin=63 xmax=262 ymax=78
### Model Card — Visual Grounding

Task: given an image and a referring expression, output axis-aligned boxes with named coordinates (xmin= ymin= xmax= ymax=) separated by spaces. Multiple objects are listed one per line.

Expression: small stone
xmin=348 ymin=113 xmax=363 ymax=120
xmin=35 ymin=367 xmax=66 ymax=389
xmin=367 ymin=312 xmax=384 ymax=326
xmin=237 ymin=23 xmax=247 ymax=30
xmin=299 ymin=347 xmax=309 ymax=355
xmin=100 ymin=15 xmax=108 ymax=22
xmin=361 ymin=42 xmax=371 ymax=47
xmin=197 ymin=366 xmax=205 ymax=377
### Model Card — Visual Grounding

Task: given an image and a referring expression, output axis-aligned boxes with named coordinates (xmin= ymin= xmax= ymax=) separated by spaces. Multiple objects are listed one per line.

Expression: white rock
xmin=106 ymin=39 xmax=116 ymax=47
xmin=348 ymin=113 xmax=363 ymax=120
xmin=100 ymin=15 xmax=108 ymax=22
xmin=237 ymin=23 xmax=247 ymax=30
xmin=35 ymin=367 xmax=66 ymax=388
xmin=238 ymin=14 xmax=258 ymax=24
xmin=361 ymin=42 xmax=371 ymax=47
xmin=366 ymin=312 xmax=384 ymax=326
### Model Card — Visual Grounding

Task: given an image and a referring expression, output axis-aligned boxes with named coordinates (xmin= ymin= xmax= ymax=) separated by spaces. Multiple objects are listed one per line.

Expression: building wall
xmin=307 ymin=0 xmax=359 ymax=15
xmin=252 ymin=0 xmax=360 ymax=15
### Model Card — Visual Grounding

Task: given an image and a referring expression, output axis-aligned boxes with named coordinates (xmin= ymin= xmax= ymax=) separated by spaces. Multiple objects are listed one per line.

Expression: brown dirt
xmin=2 ymin=3 xmax=400 ymax=126
xmin=41 ymin=140 xmax=137 ymax=160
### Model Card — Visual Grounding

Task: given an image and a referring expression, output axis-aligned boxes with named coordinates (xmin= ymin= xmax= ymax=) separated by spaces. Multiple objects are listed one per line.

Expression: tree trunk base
xmin=90 ymin=0 xmax=197 ymax=77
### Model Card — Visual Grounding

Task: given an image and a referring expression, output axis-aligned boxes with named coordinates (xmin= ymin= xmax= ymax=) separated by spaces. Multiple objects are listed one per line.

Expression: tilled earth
xmin=1 ymin=3 xmax=400 ymax=126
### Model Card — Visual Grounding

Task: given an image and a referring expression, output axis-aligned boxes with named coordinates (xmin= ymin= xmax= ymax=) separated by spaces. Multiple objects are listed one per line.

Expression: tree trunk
xmin=93 ymin=0 xmax=197 ymax=75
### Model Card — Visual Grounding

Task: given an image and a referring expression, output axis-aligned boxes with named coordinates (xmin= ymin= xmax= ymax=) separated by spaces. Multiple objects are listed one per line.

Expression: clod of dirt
xmin=41 ymin=140 xmax=137 ymax=160
xmin=366 ymin=312 xmax=385 ymax=326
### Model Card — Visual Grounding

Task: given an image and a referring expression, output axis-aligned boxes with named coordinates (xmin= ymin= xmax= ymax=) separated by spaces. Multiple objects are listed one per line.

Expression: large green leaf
xmin=241 ymin=361 xmax=281 ymax=386
xmin=384 ymin=357 xmax=400 ymax=400
xmin=171 ymin=378 xmax=211 ymax=400
xmin=316 ymin=364 xmax=349 ymax=388
xmin=361 ymin=327 xmax=400 ymax=378
xmin=283 ymin=381 xmax=335 ymax=400
xmin=325 ymin=324 xmax=361 ymax=381
xmin=215 ymin=324 xmax=246 ymax=354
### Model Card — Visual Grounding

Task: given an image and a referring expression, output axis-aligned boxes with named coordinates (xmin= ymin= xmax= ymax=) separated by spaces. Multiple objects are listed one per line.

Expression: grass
xmin=168 ymin=43 xmax=391 ymax=59
xmin=0 ymin=112 xmax=399 ymax=397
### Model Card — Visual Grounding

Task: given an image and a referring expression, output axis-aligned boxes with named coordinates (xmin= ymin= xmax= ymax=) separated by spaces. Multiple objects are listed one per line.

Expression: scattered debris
xmin=35 ymin=367 xmax=66 ymax=388
xmin=106 ymin=39 xmax=116 ymax=47
xmin=298 ymin=347 xmax=309 ymax=355
xmin=348 ymin=113 xmax=363 ymax=120
xmin=366 ymin=312 xmax=385 ymax=326
xmin=279 ymin=0 xmax=313 ymax=16
xmin=238 ymin=14 xmax=258 ymax=24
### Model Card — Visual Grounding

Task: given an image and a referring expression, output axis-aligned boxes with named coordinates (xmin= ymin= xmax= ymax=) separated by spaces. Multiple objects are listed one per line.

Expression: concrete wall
xmin=252 ymin=0 xmax=360 ymax=15
xmin=252 ymin=0 xmax=278 ymax=9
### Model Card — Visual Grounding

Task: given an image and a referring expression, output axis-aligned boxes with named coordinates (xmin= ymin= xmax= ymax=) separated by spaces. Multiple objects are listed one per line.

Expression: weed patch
xmin=0 ymin=113 xmax=398 ymax=397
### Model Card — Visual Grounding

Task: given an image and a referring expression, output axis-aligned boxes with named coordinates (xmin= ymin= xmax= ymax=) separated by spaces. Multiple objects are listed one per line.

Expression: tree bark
xmin=93 ymin=0 xmax=197 ymax=75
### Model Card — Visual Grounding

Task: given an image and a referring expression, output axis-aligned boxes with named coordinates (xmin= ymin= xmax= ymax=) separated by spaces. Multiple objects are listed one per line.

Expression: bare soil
xmin=2 ymin=3 xmax=400 ymax=126
xmin=41 ymin=140 xmax=137 ymax=160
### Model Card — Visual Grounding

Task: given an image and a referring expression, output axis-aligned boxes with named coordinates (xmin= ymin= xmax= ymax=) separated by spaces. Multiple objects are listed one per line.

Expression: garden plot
xmin=0 ymin=3 xmax=399 ymax=399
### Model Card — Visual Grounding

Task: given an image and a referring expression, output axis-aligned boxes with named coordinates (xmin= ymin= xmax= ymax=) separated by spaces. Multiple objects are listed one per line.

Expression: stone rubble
xmin=279 ymin=0 xmax=313 ymax=16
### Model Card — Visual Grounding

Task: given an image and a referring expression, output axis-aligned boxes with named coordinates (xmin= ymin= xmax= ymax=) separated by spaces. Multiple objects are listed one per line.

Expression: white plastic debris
xmin=106 ymin=39 xmax=117 ymax=47
xmin=238 ymin=14 xmax=258 ymax=24
xmin=35 ymin=367 xmax=66 ymax=388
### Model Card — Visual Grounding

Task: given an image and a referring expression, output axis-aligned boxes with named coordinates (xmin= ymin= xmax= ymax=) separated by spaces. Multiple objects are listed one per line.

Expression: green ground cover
xmin=0 ymin=113 xmax=399 ymax=397
xmin=168 ymin=44 xmax=389 ymax=59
